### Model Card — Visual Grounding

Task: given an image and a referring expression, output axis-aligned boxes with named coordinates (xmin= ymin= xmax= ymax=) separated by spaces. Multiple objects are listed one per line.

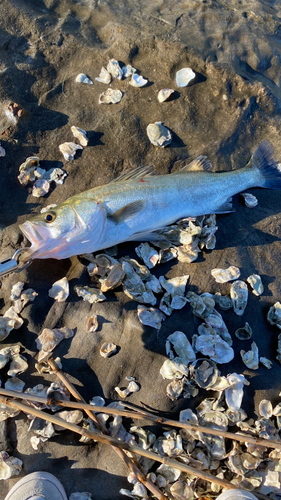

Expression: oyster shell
xmin=160 ymin=359 xmax=189 ymax=379
xmin=159 ymin=275 xmax=189 ymax=296
xmin=235 ymin=322 xmax=252 ymax=340
xmin=75 ymin=73 xmax=93 ymax=84
xmin=146 ymin=122 xmax=172 ymax=147
xmin=95 ymin=66 xmax=111 ymax=84
xmin=190 ymin=358 xmax=218 ymax=389
xmin=115 ymin=381 xmax=140 ymax=398
xmin=195 ymin=334 xmax=234 ymax=363
xmin=186 ymin=291 xmax=215 ymax=319
xmin=35 ymin=357 xmax=62 ymax=374
xmin=267 ymin=302 xmax=281 ymax=329
xmin=35 ymin=327 xmax=74 ymax=362
xmin=158 ymin=88 xmax=174 ymax=102
xmin=12 ymin=288 xmax=38 ymax=314
xmin=10 ymin=282 xmax=24 ymax=300
xmin=75 ymin=285 xmax=106 ymax=303
xmin=7 ymin=353 xmax=28 ymax=377
xmin=121 ymin=65 xmax=136 ymax=78
xmin=48 ymin=277 xmax=69 ymax=302
xmin=240 ymin=341 xmax=259 ymax=370
xmin=225 ymin=373 xmax=249 ymax=411
xmin=122 ymin=263 xmax=156 ymax=305
xmin=99 ymin=88 xmax=123 ymax=104
xmin=260 ymin=357 xmax=273 ymax=369
xmin=107 ymin=59 xmax=122 ymax=80
xmin=32 ymin=179 xmax=50 ymax=197
xmin=247 ymin=274 xmax=263 ymax=296
xmin=166 ymin=331 xmax=196 ymax=365
xmin=100 ymin=263 xmax=125 ymax=292
xmin=129 ymin=74 xmax=148 ymax=87
xmin=230 ymin=280 xmax=248 ymax=316
xmin=241 ymin=192 xmax=258 ymax=208
xmin=205 ymin=312 xmax=232 ymax=345
xmin=259 ymin=399 xmax=273 ymax=419
xmin=135 ymin=242 xmax=159 ymax=269
xmin=0 ymin=452 xmax=22 ymax=480
xmin=4 ymin=377 xmax=25 ymax=392
xmin=137 ymin=305 xmax=165 ymax=330
xmin=213 ymin=292 xmax=233 ymax=310
xmin=155 ymin=463 xmax=181 ymax=482
xmin=211 ymin=265 xmax=240 ymax=283
xmin=176 ymin=68 xmax=195 ymax=87
xmin=59 ymin=142 xmax=83 ymax=161
xmin=71 ymin=126 xmax=88 ymax=146
xmin=0 ymin=143 xmax=5 ymax=157
xmin=43 ymin=168 xmax=67 ymax=185
xmin=86 ymin=315 xmax=98 ymax=333
xmin=166 ymin=378 xmax=185 ymax=401
xmin=198 ymin=411 xmax=228 ymax=459
xmin=177 ymin=240 xmax=200 ymax=263
xmin=100 ymin=342 xmax=117 ymax=358
xmin=54 ymin=410 xmax=83 ymax=430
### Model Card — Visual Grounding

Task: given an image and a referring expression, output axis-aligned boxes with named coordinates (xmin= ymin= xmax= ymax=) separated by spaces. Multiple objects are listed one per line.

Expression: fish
xmin=19 ymin=140 xmax=281 ymax=262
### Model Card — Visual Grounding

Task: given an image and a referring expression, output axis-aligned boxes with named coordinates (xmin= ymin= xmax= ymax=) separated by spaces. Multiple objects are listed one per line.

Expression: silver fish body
xmin=19 ymin=140 xmax=281 ymax=262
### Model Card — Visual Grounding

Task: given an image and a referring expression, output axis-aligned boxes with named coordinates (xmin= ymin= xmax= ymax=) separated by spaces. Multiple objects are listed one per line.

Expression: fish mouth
xmin=19 ymin=221 xmax=53 ymax=261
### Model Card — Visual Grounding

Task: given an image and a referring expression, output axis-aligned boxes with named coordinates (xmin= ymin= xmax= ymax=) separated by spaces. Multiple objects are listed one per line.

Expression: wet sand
xmin=1 ymin=0 xmax=281 ymax=498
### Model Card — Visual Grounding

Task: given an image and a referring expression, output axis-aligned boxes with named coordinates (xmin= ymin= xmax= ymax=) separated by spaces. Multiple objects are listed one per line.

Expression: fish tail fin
xmin=251 ymin=140 xmax=281 ymax=189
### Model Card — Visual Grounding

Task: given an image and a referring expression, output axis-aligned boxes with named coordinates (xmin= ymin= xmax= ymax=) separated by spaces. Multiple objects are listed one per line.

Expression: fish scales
xmin=19 ymin=140 xmax=281 ymax=262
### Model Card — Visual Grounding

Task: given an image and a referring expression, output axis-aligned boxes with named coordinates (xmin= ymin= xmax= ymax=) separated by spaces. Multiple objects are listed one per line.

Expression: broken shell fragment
xmin=241 ymin=192 xmax=258 ymax=208
xmin=166 ymin=331 xmax=196 ymax=365
xmin=158 ymin=89 xmax=174 ymax=102
xmin=211 ymin=266 xmax=240 ymax=283
xmin=235 ymin=322 xmax=252 ymax=340
xmin=230 ymin=280 xmax=248 ymax=316
xmin=240 ymin=341 xmax=259 ymax=370
xmin=190 ymin=358 xmax=218 ymax=389
xmin=0 ymin=143 xmax=5 ymax=157
xmin=95 ymin=67 xmax=111 ymax=84
xmin=32 ymin=179 xmax=50 ymax=197
xmin=10 ymin=282 xmax=24 ymax=301
xmin=43 ymin=168 xmax=67 ymax=185
xmin=48 ymin=277 xmax=69 ymax=302
xmin=99 ymin=88 xmax=123 ymax=104
xmin=195 ymin=334 xmax=234 ymax=364
xmin=129 ymin=74 xmax=148 ymax=87
xmin=7 ymin=353 xmax=28 ymax=377
xmin=259 ymin=399 xmax=273 ymax=419
xmin=260 ymin=357 xmax=273 ymax=369
xmin=69 ymin=494 xmax=92 ymax=500
xmin=115 ymin=381 xmax=140 ymax=398
xmin=135 ymin=243 xmax=159 ymax=269
xmin=247 ymin=274 xmax=264 ymax=296
xmin=75 ymin=285 xmax=106 ymax=304
xmin=71 ymin=126 xmax=88 ymax=147
xmin=35 ymin=327 xmax=75 ymax=362
xmin=75 ymin=73 xmax=93 ymax=84
xmin=86 ymin=315 xmax=98 ymax=333
xmin=137 ymin=305 xmax=166 ymax=330
xmin=147 ymin=122 xmax=172 ymax=147
xmin=107 ymin=59 xmax=123 ymax=80
xmin=59 ymin=142 xmax=83 ymax=161
xmin=100 ymin=263 xmax=125 ymax=292
xmin=214 ymin=293 xmax=233 ymax=310
xmin=122 ymin=65 xmax=136 ymax=78
xmin=176 ymin=68 xmax=195 ymax=87
xmin=0 ymin=452 xmax=22 ymax=480
xmin=100 ymin=342 xmax=117 ymax=358
xmin=5 ymin=377 xmax=25 ymax=392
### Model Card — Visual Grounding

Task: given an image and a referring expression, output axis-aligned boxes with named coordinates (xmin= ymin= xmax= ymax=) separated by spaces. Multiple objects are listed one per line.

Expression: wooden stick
xmin=0 ymin=395 xmax=244 ymax=492
xmin=47 ymin=358 xmax=165 ymax=500
xmin=1 ymin=386 xmax=281 ymax=452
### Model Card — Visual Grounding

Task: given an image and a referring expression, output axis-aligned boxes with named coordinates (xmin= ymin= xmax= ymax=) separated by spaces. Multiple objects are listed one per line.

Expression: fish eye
xmin=43 ymin=211 xmax=56 ymax=223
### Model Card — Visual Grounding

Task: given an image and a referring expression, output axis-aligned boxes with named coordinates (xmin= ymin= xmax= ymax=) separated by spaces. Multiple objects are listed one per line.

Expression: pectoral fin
xmin=108 ymin=200 xmax=146 ymax=224
xmin=215 ymin=197 xmax=234 ymax=214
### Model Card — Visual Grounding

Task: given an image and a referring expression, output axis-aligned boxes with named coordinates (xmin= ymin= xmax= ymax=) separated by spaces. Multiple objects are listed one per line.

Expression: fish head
xmin=19 ymin=195 xmax=106 ymax=261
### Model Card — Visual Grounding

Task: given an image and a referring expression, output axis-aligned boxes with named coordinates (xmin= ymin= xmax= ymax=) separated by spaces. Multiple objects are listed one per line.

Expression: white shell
xmin=10 ymin=282 xmax=24 ymax=301
xmin=240 ymin=341 xmax=259 ymax=370
xmin=48 ymin=277 xmax=69 ymax=302
xmin=12 ymin=288 xmax=38 ymax=314
xmin=4 ymin=377 xmax=25 ymax=392
xmin=159 ymin=275 xmax=189 ymax=296
xmin=7 ymin=354 xmax=28 ymax=377
xmin=100 ymin=342 xmax=117 ymax=358
xmin=99 ymin=88 xmax=123 ymax=104
xmin=43 ymin=168 xmax=67 ymax=185
xmin=115 ymin=381 xmax=139 ymax=398
xmin=54 ymin=410 xmax=83 ymax=430
xmin=235 ymin=322 xmax=252 ymax=340
xmin=59 ymin=142 xmax=83 ymax=161
xmin=170 ymin=481 xmax=194 ymax=500
xmin=90 ymin=396 xmax=105 ymax=407
xmin=205 ymin=312 xmax=232 ymax=345
xmin=247 ymin=274 xmax=264 ymax=296
xmin=260 ymin=357 xmax=273 ymax=369
xmin=75 ymin=73 xmax=93 ymax=84
xmin=160 ymin=359 xmax=189 ymax=379
xmin=166 ymin=331 xmax=196 ymax=365
xmin=156 ymin=463 xmax=181 ymax=482
xmin=100 ymin=263 xmax=125 ymax=292
xmin=36 ymin=327 xmax=74 ymax=362
xmin=122 ymin=65 xmax=136 ymax=78
xmin=137 ymin=305 xmax=166 ymax=330
xmin=211 ymin=265 xmax=240 ymax=283
xmin=86 ymin=315 xmax=98 ymax=333
xmin=147 ymin=122 xmax=172 ymax=147
xmin=32 ymin=179 xmax=50 ymax=197
xmin=195 ymin=334 xmax=234 ymax=364
xmin=129 ymin=74 xmax=148 ymax=87
xmin=259 ymin=399 xmax=273 ymax=418
xmin=0 ymin=452 xmax=22 ymax=480
xmin=176 ymin=68 xmax=195 ymax=87
xmin=267 ymin=301 xmax=281 ymax=329
xmin=71 ymin=126 xmax=88 ymax=146
xmin=95 ymin=66 xmax=111 ymax=84
xmin=225 ymin=373 xmax=249 ymax=411
xmin=0 ymin=143 xmax=6 ymax=157
xmin=157 ymin=89 xmax=174 ymax=102
xmin=241 ymin=192 xmax=258 ymax=208
xmin=75 ymin=285 xmax=106 ymax=303
xmin=35 ymin=357 xmax=62 ymax=374
xmin=230 ymin=280 xmax=248 ymax=316
xmin=107 ymin=59 xmax=123 ymax=80
xmin=135 ymin=242 xmax=159 ymax=268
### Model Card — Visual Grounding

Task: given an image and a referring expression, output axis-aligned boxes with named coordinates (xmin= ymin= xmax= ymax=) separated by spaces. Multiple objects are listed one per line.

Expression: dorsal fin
xmin=174 ymin=156 xmax=213 ymax=173
xmin=111 ymin=165 xmax=156 ymax=183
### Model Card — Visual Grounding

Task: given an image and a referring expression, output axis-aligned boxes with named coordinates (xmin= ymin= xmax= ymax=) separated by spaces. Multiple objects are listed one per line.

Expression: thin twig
xmin=1 ymin=386 xmax=281 ymax=452
xmin=47 ymin=359 xmax=165 ymax=500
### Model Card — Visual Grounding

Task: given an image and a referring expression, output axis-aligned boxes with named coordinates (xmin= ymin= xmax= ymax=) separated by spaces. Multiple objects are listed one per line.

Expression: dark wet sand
xmin=1 ymin=0 xmax=281 ymax=498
